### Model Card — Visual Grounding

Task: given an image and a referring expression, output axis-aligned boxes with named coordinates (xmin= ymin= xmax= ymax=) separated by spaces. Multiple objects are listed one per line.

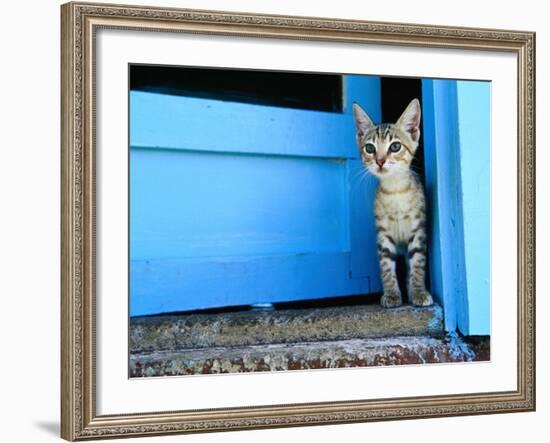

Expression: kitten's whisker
xmin=357 ymin=169 xmax=375 ymax=189
xmin=350 ymin=167 xmax=367 ymax=181
xmin=351 ymin=171 xmax=365 ymax=183
xmin=350 ymin=167 xmax=371 ymax=185
xmin=353 ymin=175 xmax=368 ymax=188
xmin=350 ymin=164 xmax=368 ymax=173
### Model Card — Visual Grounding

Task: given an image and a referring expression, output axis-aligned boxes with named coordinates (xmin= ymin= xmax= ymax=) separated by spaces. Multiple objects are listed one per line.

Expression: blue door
xmin=130 ymin=74 xmax=382 ymax=316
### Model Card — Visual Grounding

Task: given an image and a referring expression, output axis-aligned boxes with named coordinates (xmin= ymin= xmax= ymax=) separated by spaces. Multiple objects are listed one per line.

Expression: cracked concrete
xmin=130 ymin=304 xmax=444 ymax=352
xmin=129 ymin=303 xmax=488 ymax=377
xmin=130 ymin=335 xmax=487 ymax=377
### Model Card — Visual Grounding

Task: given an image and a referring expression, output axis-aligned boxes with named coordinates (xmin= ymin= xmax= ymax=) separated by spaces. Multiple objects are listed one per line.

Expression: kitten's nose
xmin=376 ymin=158 xmax=386 ymax=168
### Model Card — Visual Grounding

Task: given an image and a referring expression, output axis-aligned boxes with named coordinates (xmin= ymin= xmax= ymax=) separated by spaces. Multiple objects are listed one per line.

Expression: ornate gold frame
xmin=60 ymin=1 xmax=536 ymax=440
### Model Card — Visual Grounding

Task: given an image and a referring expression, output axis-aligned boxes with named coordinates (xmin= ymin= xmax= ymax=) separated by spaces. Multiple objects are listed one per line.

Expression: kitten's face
xmin=352 ymin=99 xmax=421 ymax=179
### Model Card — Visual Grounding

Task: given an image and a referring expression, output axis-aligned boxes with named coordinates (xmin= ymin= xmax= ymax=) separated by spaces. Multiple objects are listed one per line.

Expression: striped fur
xmin=352 ymin=99 xmax=433 ymax=308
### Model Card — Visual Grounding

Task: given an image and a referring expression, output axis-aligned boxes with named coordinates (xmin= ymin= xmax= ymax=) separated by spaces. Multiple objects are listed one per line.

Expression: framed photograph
xmin=61 ymin=1 xmax=535 ymax=440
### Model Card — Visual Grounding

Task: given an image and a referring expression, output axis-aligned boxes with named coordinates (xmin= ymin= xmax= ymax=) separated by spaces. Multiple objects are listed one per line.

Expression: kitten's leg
xmin=377 ymin=231 xmax=402 ymax=308
xmin=407 ymin=227 xmax=433 ymax=307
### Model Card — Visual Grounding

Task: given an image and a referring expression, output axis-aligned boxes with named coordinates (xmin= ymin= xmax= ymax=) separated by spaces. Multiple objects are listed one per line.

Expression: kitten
xmin=352 ymin=99 xmax=433 ymax=308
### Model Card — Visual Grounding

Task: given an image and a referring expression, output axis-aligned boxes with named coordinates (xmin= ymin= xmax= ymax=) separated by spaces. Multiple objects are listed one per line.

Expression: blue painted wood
xmin=130 ymin=91 xmax=359 ymax=159
xmin=422 ymin=79 xmax=469 ymax=333
xmin=131 ymin=252 xmax=370 ymax=316
xmin=130 ymin=76 xmax=383 ymax=315
xmin=423 ymin=79 xmax=491 ymax=335
xmin=345 ymin=76 xmax=382 ymax=289
xmin=456 ymin=81 xmax=491 ymax=336
xmin=130 ymin=149 xmax=350 ymax=260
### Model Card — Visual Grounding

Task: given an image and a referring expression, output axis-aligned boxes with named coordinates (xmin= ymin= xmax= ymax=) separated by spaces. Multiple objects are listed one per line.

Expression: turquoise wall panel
xmin=457 ymin=81 xmax=491 ymax=336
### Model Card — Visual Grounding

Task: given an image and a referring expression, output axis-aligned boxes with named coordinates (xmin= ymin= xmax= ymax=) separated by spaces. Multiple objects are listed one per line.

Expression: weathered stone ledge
xmin=130 ymin=304 xmax=444 ymax=352
xmin=130 ymin=334 xmax=486 ymax=377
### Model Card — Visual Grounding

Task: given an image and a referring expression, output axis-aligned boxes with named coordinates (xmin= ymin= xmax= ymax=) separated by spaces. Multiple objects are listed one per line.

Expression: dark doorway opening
xmin=130 ymin=64 xmax=343 ymax=113
xmin=381 ymin=76 xmax=425 ymax=182
xmin=380 ymin=77 xmax=430 ymax=300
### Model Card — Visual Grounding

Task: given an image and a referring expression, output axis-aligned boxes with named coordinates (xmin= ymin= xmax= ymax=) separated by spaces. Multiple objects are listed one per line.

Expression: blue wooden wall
xmin=130 ymin=76 xmax=381 ymax=316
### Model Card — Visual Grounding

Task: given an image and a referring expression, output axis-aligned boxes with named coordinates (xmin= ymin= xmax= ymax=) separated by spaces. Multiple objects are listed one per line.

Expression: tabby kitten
xmin=352 ymin=99 xmax=433 ymax=308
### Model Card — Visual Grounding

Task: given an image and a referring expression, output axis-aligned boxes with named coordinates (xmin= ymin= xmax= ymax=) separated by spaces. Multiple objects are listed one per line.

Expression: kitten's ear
xmin=352 ymin=103 xmax=374 ymax=146
xmin=396 ymin=98 xmax=421 ymax=142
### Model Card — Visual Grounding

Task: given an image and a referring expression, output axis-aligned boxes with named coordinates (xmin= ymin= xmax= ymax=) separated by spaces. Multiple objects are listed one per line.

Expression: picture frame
xmin=61 ymin=1 xmax=536 ymax=440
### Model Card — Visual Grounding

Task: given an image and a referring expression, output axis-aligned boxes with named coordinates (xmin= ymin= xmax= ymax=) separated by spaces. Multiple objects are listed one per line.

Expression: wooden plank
xmin=130 ymin=148 xmax=349 ymax=261
xmin=130 ymin=253 xmax=370 ymax=316
xmin=345 ymin=76 xmax=382 ymax=287
xmin=422 ymin=79 xmax=469 ymax=334
xmin=456 ymin=81 xmax=491 ymax=336
xmin=130 ymin=91 xmax=358 ymax=159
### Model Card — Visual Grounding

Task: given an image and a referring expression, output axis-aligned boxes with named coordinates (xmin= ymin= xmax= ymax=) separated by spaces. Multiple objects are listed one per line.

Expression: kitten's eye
xmin=364 ymin=143 xmax=376 ymax=154
xmin=389 ymin=142 xmax=401 ymax=153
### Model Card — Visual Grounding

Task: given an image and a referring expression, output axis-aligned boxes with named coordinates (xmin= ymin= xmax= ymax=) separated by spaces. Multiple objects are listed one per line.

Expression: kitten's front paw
xmin=380 ymin=289 xmax=402 ymax=308
xmin=411 ymin=290 xmax=433 ymax=307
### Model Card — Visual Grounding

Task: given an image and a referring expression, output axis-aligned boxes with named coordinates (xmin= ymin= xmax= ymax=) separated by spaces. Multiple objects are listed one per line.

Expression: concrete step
xmin=130 ymin=304 xmax=444 ymax=352
xmin=130 ymin=334 xmax=487 ymax=377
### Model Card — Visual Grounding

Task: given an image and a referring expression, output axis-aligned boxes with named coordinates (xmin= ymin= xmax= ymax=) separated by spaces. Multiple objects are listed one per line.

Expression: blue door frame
xmin=422 ymin=79 xmax=490 ymax=336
